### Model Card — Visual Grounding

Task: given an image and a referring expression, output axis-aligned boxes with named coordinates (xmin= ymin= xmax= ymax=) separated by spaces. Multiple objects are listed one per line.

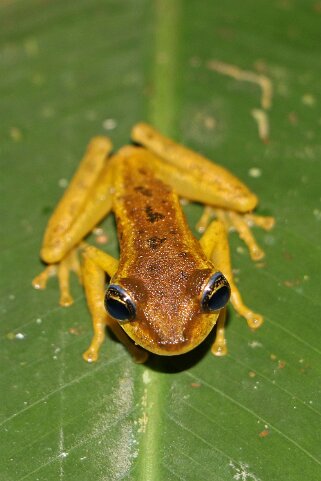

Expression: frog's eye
xmin=104 ymin=284 xmax=136 ymax=322
xmin=201 ymin=272 xmax=231 ymax=312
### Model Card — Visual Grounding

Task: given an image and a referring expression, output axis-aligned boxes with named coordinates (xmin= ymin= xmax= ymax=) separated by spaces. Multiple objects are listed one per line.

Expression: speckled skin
xmin=111 ymin=147 xmax=219 ymax=355
xmin=34 ymin=124 xmax=274 ymax=362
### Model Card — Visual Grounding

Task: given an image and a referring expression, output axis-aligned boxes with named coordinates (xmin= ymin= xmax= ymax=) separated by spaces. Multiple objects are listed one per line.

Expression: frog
xmin=33 ymin=123 xmax=274 ymax=363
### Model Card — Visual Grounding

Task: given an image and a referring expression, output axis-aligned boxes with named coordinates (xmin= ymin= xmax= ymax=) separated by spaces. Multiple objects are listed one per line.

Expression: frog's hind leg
xmin=131 ymin=123 xmax=274 ymax=260
xmin=81 ymin=245 xmax=148 ymax=364
xmin=227 ymin=210 xmax=274 ymax=261
xmin=56 ymin=248 xmax=82 ymax=306
xmin=196 ymin=206 xmax=215 ymax=234
xmin=33 ymin=136 xmax=114 ymax=306
xmin=32 ymin=248 xmax=82 ymax=306
xmin=198 ymin=207 xmax=274 ymax=262
xmin=200 ymin=220 xmax=263 ymax=356
xmin=40 ymin=137 xmax=113 ymax=265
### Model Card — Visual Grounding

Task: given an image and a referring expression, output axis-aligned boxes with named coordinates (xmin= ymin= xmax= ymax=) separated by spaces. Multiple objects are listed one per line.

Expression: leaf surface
xmin=1 ymin=1 xmax=320 ymax=480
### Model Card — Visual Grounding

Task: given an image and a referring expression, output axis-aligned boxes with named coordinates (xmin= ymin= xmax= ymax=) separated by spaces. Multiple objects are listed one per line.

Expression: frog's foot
xmin=244 ymin=213 xmax=275 ymax=231
xmin=197 ymin=207 xmax=274 ymax=261
xmin=211 ymin=308 xmax=228 ymax=356
xmin=82 ymin=316 xmax=149 ymax=364
xmin=82 ymin=320 xmax=106 ymax=363
xmin=230 ymin=288 xmax=264 ymax=329
xmin=32 ymin=264 xmax=58 ymax=290
xmin=32 ymin=248 xmax=81 ymax=307
xmin=230 ymin=211 xmax=274 ymax=260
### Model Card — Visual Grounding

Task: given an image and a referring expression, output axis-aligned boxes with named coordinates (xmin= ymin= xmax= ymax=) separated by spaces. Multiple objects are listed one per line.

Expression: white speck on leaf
xmin=229 ymin=461 xmax=262 ymax=481
xmin=302 ymin=93 xmax=316 ymax=106
xmin=143 ymin=369 xmax=151 ymax=385
xmin=313 ymin=209 xmax=321 ymax=221
xmin=248 ymin=341 xmax=263 ymax=349
xmin=58 ymin=178 xmax=68 ymax=188
xmin=10 ymin=127 xmax=22 ymax=142
xmin=103 ymin=118 xmax=117 ymax=130
xmin=248 ymin=167 xmax=262 ymax=178
xmin=15 ymin=333 xmax=25 ymax=340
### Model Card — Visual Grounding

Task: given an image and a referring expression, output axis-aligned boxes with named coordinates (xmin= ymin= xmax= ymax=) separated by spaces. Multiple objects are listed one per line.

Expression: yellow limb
xmin=196 ymin=206 xmax=214 ymax=233
xmin=211 ymin=307 xmax=227 ymax=356
xmin=228 ymin=211 xmax=265 ymax=261
xmin=81 ymin=247 xmax=148 ymax=363
xmin=43 ymin=137 xmax=112 ymax=245
xmin=131 ymin=123 xmax=257 ymax=213
xmin=33 ymin=248 xmax=81 ymax=306
xmin=32 ymin=264 xmax=57 ymax=290
xmin=200 ymin=220 xmax=263 ymax=332
xmin=41 ymin=137 xmax=113 ymax=264
xmin=45 ymin=164 xmax=115 ymax=262
xmin=245 ymin=213 xmax=275 ymax=231
xmin=82 ymin=254 xmax=108 ymax=363
xmin=201 ymin=207 xmax=273 ymax=262
xmin=81 ymin=243 xmax=119 ymax=278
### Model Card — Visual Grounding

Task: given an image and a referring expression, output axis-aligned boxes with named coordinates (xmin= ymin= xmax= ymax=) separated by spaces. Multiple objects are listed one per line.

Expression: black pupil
xmin=207 ymin=285 xmax=230 ymax=311
xmin=105 ymin=297 xmax=131 ymax=321
xmin=104 ymin=285 xmax=136 ymax=322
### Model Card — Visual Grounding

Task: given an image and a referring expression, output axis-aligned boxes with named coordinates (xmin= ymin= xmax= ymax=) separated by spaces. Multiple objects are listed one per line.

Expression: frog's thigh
xmin=82 ymin=247 xmax=148 ymax=364
xmin=41 ymin=137 xmax=113 ymax=264
xmin=131 ymin=123 xmax=257 ymax=212
xmin=200 ymin=220 xmax=263 ymax=330
xmin=33 ymin=137 xmax=114 ymax=304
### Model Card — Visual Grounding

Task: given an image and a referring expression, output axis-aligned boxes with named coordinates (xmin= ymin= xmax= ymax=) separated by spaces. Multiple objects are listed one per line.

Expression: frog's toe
xmin=246 ymin=213 xmax=275 ymax=231
xmin=211 ymin=340 xmax=227 ymax=357
xmin=59 ymin=292 xmax=74 ymax=307
xmin=250 ymin=245 xmax=265 ymax=261
xmin=83 ymin=348 xmax=99 ymax=363
xmin=32 ymin=265 xmax=57 ymax=290
xmin=245 ymin=311 xmax=264 ymax=329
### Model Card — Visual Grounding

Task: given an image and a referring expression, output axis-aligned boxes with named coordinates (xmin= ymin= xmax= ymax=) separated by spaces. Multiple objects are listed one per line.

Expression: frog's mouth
xmin=120 ymin=311 xmax=220 ymax=356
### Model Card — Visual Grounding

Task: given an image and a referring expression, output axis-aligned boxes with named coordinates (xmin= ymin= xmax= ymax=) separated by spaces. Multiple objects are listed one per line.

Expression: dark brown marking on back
xmin=134 ymin=185 xmax=153 ymax=197
xmin=112 ymin=152 xmax=215 ymax=349
xmin=147 ymin=236 xmax=167 ymax=250
xmin=145 ymin=205 xmax=165 ymax=223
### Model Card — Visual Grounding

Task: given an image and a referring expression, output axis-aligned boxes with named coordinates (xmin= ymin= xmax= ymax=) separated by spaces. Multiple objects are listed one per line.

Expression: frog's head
xmin=104 ymin=269 xmax=230 ymax=356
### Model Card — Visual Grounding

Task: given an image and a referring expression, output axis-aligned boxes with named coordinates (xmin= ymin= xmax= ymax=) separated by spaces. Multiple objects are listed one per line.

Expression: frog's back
xmin=110 ymin=146 xmax=216 ymax=354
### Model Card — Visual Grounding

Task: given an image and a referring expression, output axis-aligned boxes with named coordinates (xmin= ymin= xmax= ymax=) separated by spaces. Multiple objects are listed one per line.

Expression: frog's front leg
xmin=81 ymin=245 xmax=148 ymax=363
xmin=211 ymin=307 xmax=228 ymax=356
xmin=200 ymin=220 xmax=263 ymax=355
xmin=33 ymin=136 xmax=113 ymax=305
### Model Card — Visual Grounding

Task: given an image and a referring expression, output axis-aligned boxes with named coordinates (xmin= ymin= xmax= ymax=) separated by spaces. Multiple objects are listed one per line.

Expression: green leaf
xmin=1 ymin=1 xmax=320 ymax=480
